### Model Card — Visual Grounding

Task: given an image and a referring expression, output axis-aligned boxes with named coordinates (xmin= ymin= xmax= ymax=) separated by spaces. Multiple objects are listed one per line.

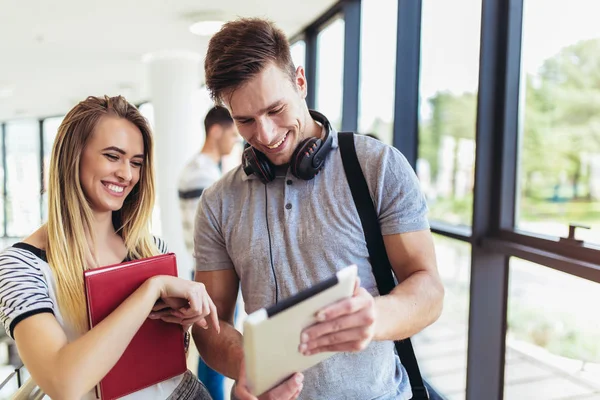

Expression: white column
xmin=144 ymin=50 xmax=202 ymax=279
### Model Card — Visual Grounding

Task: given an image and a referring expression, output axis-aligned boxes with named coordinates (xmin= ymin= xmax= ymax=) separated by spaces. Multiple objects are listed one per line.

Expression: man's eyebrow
xmin=232 ymin=100 xmax=284 ymax=120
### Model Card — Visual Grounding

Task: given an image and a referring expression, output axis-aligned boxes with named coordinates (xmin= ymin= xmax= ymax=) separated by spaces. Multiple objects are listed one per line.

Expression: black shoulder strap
xmin=338 ymin=132 xmax=429 ymax=400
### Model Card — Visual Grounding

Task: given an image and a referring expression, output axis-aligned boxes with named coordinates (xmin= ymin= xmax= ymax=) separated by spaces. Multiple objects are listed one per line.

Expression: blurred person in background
xmin=178 ymin=105 xmax=240 ymax=400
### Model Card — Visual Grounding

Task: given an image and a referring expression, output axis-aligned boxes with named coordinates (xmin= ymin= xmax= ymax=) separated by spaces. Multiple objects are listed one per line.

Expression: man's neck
xmin=200 ymin=143 xmax=221 ymax=164
xmin=305 ymin=112 xmax=323 ymax=140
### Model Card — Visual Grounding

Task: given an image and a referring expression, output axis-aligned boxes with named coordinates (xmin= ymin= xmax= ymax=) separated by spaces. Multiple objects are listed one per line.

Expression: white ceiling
xmin=0 ymin=0 xmax=336 ymax=121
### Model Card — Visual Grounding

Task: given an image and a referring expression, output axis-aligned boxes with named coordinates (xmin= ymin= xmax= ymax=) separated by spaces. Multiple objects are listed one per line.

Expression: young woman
xmin=0 ymin=95 xmax=216 ymax=399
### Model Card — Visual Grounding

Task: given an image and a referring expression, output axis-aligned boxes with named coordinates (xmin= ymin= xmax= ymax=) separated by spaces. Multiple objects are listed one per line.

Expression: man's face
xmin=226 ymin=62 xmax=308 ymax=166
xmin=218 ymin=124 xmax=241 ymax=156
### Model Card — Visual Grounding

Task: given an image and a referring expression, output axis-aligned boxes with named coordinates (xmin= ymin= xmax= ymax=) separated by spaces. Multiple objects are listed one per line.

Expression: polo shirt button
xmin=286 ymin=179 xmax=293 ymax=185
xmin=285 ymin=203 xmax=292 ymax=210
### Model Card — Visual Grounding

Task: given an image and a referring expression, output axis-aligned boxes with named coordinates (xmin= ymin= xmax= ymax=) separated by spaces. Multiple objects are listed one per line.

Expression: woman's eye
xmin=104 ymin=154 xmax=118 ymax=161
xmin=132 ymin=162 xmax=143 ymax=168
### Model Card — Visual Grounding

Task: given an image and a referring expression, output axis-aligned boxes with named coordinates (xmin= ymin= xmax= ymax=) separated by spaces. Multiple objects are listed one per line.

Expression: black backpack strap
xmin=338 ymin=132 xmax=429 ymax=400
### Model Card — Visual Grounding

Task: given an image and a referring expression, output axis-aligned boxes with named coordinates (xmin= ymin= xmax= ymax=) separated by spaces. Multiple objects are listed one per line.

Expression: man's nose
xmin=255 ymin=116 xmax=276 ymax=144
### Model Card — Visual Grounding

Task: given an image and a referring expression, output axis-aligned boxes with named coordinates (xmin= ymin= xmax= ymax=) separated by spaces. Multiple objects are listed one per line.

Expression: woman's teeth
xmin=106 ymin=184 xmax=124 ymax=193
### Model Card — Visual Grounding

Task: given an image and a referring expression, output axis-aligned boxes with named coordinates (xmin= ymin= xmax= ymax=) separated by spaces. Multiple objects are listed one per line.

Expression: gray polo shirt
xmin=194 ymin=129 xmax=429 ymax=400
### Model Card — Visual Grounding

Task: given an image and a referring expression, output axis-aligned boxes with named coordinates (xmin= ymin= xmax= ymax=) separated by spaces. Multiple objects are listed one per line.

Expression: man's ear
xmin=295 ymin=66 xmax=307 ymax=99
xmin=208 ymin=125 xmax=224 ymax=140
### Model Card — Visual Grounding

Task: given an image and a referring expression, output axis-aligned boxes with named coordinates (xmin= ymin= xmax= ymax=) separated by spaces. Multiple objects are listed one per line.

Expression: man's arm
xmin=299 ymin=230 xmax=443 ymax=354
xmin=375 ymin=230 xmax=443 ymax=340
xmin=299 ymin=140 xmax=443 ymax=354
xmin=192 ymin=269 xmax=243 ymax=379
xmin=192 ymin=269 xmax=306 ymax=400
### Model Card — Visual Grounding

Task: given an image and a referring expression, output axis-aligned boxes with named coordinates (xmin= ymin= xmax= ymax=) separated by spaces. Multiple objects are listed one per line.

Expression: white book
xmin=243 ymin=265 xmax=358 ymax=396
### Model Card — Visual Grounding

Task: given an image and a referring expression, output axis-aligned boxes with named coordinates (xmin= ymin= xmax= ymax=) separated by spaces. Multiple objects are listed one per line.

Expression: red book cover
xmin=83 ymin=253 xmax=187 ymax=400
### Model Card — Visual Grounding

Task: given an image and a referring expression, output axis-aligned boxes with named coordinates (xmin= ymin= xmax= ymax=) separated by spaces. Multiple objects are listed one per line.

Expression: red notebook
xmin=84 ymin=253 xmax=187 ymax=400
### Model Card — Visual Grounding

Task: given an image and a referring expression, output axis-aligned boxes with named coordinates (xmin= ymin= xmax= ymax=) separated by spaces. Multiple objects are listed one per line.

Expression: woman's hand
xmin=148 ymin=276 xmax=220 ymax=333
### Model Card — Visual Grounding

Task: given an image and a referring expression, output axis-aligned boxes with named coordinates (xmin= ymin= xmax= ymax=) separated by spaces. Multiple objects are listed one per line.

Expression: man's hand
xmin=299 ymin=277 xmax=375 ymax=355
xmin=234 ymin=358 xmax=304 ymax=400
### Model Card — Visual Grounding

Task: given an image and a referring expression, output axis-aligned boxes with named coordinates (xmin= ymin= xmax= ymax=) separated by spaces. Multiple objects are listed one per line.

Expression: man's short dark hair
xmin=204 ymin=106 xmax=234 ymax=136
xmin=204 ymin=18 xmax=296 ymax=105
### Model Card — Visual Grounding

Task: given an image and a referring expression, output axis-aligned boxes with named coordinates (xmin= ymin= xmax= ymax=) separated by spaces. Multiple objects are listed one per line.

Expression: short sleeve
xmin=153 ymin=236 xmax=169 ymax=255
xmin=357 ymin=138 xmax=430 ymax=236
xmin=0 ymin=248 xmax=55 ymax=339
xmin=193 ymin=188 xmax=234 ymax=272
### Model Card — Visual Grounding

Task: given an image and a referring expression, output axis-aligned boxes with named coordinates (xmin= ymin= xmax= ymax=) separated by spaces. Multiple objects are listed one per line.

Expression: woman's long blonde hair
xmin=46 ymin=95 xmax=160 ymax=333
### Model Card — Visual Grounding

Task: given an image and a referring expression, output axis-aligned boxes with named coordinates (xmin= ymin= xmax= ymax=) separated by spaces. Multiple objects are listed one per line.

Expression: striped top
xmin=0 ymin=236 xmax=168 ymax=340
xmin=0 ymin=236 xmax=184 ymax=400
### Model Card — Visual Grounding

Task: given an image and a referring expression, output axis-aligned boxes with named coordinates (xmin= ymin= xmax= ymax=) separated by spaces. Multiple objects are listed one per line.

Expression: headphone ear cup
xmin=291 ymin=138 xmax=321 ymax=180
xmin=242 ymin=146 xmax=276 ymax=184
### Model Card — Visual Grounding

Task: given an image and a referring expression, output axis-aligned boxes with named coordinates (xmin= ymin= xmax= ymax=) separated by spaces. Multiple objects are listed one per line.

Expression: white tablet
xmin=243 ymin=265 xmax=358 ymax=396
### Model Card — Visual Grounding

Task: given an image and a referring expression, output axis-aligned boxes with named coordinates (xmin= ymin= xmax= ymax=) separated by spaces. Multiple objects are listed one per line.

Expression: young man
xmin=191 ymin=18 xmax=444 ymax=400
xmin=177 ymin=105 xmax=239 ymax=400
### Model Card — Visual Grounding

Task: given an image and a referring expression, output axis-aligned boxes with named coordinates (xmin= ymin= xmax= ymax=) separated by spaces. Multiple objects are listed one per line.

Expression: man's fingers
xmin=234 ymin=361 xmax=258 ymax=400
xmin=301 ymin=309 xmax=374 ymax=343
xmin=234 ymin=382 xmax=258 ymax=400
xmin=261 ymin=373 xmax=304 ymax=400
xmin=315 ymin=289 xmax=372 ymax=321
xmin=290 ymin=384 xmax=304 ymax=400
xmin=299 ymin=326 xmax=373 ymax=355
xmin=152 ymin=300 xmax=167 ymax=312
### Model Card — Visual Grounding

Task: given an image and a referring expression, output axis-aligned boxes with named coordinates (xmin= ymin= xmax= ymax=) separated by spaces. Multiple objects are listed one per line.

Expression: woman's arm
xmin=14 ymin=276 xmax=217 ymax=400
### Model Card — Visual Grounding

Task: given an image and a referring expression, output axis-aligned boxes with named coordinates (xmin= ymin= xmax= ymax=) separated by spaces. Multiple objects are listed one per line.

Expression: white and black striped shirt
xmin=0 ymin=236 xmax=169 ymax=340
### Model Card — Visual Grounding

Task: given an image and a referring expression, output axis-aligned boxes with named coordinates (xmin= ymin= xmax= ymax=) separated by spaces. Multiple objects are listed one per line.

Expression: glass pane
xmin=138 ymin=102 xmax=161 ymax=236
xmin=0 ymin=126 xmax=5 ymax=236
xmin=315 ymin=17 xmax=344 ymax=131
xmin=5 ymin=120 xmax=40 ymax=237
xmin=358 ymin=0 xmax=397 ymax=145
xmin=505 ymin=259 xmax=600 ymax=399
xmin=417 ymin=0 xmax=482 ymax=227
xmin=413 ymin=234 xmax=470 ymax=399
xmin=290 ymin=40 xmax=306 ymax=70
xmin=41 ymin=116 xmax=63 ymax=223
xmin=517 ymin=0 xmax=600 ymax=244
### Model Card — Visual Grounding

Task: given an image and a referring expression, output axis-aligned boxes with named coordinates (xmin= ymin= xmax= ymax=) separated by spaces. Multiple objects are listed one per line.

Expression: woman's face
xmin=79 ymin=116 xmax=145 ymax=214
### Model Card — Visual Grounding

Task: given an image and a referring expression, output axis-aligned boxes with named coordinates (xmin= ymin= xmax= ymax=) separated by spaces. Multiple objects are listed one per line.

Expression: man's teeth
xmin=267 ymin=134 xmax=286 ymax=149
xmin=107 ymin=184 xmax=124 ymax=193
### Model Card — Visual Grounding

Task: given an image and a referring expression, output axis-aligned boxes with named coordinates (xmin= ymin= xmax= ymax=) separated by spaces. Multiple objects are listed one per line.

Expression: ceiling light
xmin=189 ymin=21 xmax=224 ymax=36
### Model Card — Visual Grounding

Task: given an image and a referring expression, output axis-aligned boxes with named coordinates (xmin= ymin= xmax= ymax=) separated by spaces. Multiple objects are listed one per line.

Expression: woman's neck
xmin=90 ymin=211 xmax=128 ymax=266
xmin=91 ymin=211 xmax=118 ymax=242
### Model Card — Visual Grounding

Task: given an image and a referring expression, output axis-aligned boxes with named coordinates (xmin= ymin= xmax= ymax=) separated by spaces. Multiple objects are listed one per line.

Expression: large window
xmin=5 ymin=120 xmax=40 ymax=237
xmin=41 ymin=117 xmax=63 ymax=222
xmin=517 ymin=0 xmax=600 ymax=243
xmin=505 ymin=259 xmax=600 ymax=399
xmin=357 ymin=0 xmax=397 ymax=145
xmin=413 ymin=234 xmax=470 ymax=399
xmin=417 ymin=0 xmax=482 ymax=226
xmin=315 ymin=17 xmax=345 ymax=131
xmin=290 ymin=40 xmax=306 ymax=71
